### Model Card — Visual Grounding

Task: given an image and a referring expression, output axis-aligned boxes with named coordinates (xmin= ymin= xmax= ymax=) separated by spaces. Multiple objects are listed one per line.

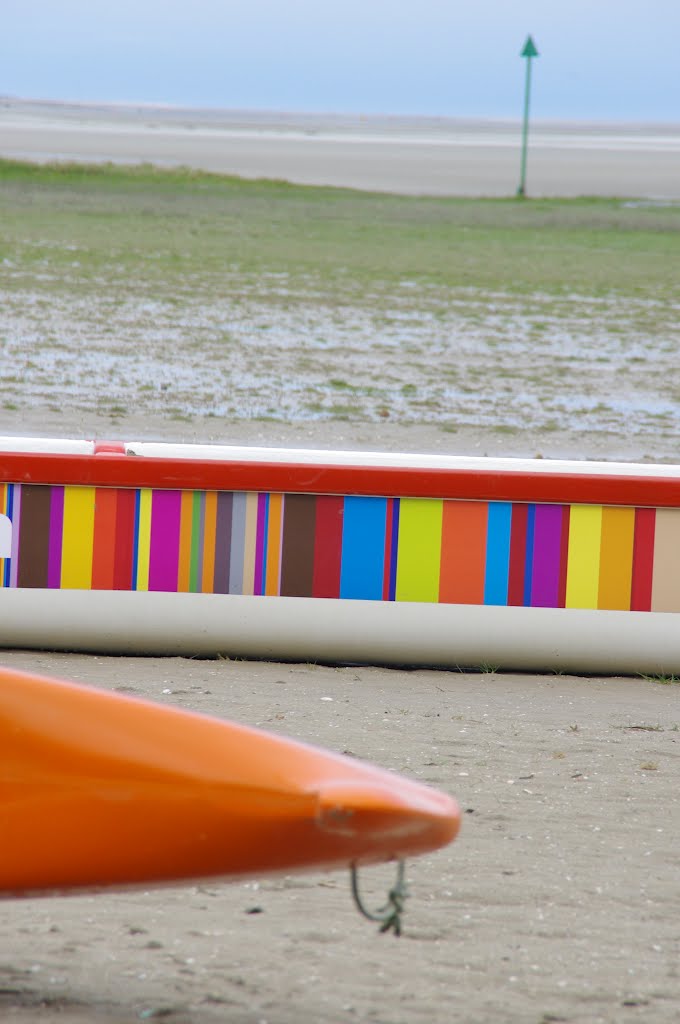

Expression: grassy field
xmin=1 ymin=159 xmax=679 ymax=446
xmin=1 ymin=159 xmax=679 ymax=302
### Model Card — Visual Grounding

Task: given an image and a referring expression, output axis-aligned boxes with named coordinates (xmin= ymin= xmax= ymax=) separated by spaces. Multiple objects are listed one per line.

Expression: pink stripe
xmin=47 ymin=486 xmax=64 ymax=588
xmin=148 ymin=490 xmax=182 ymax=592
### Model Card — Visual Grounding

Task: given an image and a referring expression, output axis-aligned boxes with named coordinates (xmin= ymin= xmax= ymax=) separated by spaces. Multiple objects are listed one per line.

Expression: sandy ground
xmin=2 ymin=650 xmax=680 ymax=1024
xmin=2 ymin=103 xmax=680 ymax=1023
xmin=2 ymin=98 xmax=680 ymax=198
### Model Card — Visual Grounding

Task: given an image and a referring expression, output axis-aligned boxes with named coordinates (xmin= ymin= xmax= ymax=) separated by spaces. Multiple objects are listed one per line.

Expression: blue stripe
xmin=484 ymin=502 xmax=512 ymax=605
xmin=131 ymin=490 xmax=141 ymax=591
xmin=340 ymin=496 xmax=387 ymax=601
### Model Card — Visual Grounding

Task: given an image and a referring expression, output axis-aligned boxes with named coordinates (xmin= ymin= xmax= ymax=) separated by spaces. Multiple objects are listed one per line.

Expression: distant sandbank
xmin=1 ymin=97 xmax=679 ymax=197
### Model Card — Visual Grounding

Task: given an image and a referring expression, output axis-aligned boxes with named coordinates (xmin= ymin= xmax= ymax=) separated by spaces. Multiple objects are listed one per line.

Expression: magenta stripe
xmin=253 ymin=493 xmax=267 ymax=596
xmin=47 ymin=486 xmax=65 ymax=588
xmin=530 ymin=505 xmax=563 ymax=607
xmin=148 ymin=490 xmax=182 ymax=592
xmin=9 ymin=485 xmax=21 ymax=588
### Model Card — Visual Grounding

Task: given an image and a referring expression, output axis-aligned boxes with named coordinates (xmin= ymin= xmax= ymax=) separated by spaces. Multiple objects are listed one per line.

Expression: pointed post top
xmin=520 ymin=35 xmax=539 ymax=58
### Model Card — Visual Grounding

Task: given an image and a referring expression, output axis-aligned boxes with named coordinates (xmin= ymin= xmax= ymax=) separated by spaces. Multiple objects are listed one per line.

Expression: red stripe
xmin=507 ymin=504 xmax=527 ymax=606
xmin=3 ymin=452 xmax=680 ymax=508
xmin=382 ymin=498 xmax=394 ymax=601
xmin=113 ymin=489 xmax=136 ymax=591
xmin=630 ymin=508 xmax=656 ymax=611
xmin=558 ymin=506 xmax=571 ymax=608
xmin=312 ymin=496 xmax=343 ymax=598
xmin=91 ymin=488 xmax=117 ymax=589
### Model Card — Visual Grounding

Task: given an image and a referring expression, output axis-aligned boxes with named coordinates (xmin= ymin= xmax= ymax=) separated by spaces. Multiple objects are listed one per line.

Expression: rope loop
xmin=350 ymin=860 xmax=408 ymax=936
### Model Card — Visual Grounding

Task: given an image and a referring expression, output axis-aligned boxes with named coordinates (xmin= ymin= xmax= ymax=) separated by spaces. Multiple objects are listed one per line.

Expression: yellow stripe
xmin=202 ymin=492 xmax=218 ymax=593
xmin=598 ymin=507 xmax=635 ymax=610
xmin=565 ymin=505 xmax=602 ymax=609
xmin=395 ymin=498 xmax=443 ymax=603
xmin=135 ymin=489 xmax=152 ymax=592
xmin=265 ymin=493 xmax=283 ymax=596
xmin=61 ymin=486 xmax=96 ymax=589
xmin=241 ymin=493 xmax=259 ymax=596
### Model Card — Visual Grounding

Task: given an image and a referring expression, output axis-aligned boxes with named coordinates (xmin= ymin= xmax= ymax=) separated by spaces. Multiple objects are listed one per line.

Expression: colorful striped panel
xmin=313 ymin=496 xmax=343 ymax=598
xmin=530 ymin=504 xmax=567 ymax=608
xmin=2 ymin=483 xmax=680 ymax=614
xmin=281 ymin=494 xmax=316 ymax=598
xmin=484 ymin=502 xmax=512 ymax=606
xmin=340 ymin=497 xmax=387 ymax=601
xmin=61 ymin=486 xmax=96 ymax=590
xmin=630 ymin=508 xmax=655 ymax=611
xmin=439 ymin=501 xmax=487 ymax=604
xmin=565 ymin=505 xmax=603 ymax=610
xmin=599 ymin=507 xmax=635 ymax=611
xmin=395 ymin=498 xmax=443 ymax=603
xmin=651 ymin=509 xmax=680 ymax=612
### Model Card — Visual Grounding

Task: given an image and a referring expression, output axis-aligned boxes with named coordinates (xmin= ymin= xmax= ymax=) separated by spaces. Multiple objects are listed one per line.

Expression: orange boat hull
xmin=0 ymin=667 xmax=459 ymax=897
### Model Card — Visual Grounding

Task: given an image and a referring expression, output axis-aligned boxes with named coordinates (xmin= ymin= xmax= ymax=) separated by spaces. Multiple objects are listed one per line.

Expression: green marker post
xmin=517 ymin=34 xmax=539 ymax=198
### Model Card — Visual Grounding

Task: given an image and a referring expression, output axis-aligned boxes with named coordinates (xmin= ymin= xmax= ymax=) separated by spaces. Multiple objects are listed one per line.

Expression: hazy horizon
xmin=3 ymin=2 xmax=680 ymax=124
xmin=5 ymin=96 xmax=680 ymax=132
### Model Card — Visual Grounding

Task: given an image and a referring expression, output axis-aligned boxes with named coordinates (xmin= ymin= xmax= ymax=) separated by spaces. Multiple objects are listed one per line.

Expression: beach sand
xmin=2 ymin=648 xmax=679 ymax=1024
xmin=1 ymin=102 xmax=680 ymax=1023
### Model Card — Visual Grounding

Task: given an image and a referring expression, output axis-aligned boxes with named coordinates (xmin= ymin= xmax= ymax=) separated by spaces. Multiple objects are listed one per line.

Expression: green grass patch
xmin=1 ymin=158 xmax=679 ymax=306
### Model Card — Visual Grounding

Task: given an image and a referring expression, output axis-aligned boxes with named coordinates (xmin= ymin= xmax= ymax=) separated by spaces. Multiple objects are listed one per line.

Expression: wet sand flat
xmin=2 ymin=99 xmax=680 ymax=197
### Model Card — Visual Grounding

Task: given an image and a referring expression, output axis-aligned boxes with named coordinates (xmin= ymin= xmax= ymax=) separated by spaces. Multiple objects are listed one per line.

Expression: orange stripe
xmin=177 ymin=491 xmax=194 ymax=593
xmin=91 ymin=488 xmax=118 ymax=590
xmin=598 ymin=507 xmax=635 ymax=610
xmin=439 ymin=501 xmax=488 ymax=604
xmin=201 ymin=492 xmax=218 ymax=593
xmin=265 ymin=493 xmax=283 ymax=595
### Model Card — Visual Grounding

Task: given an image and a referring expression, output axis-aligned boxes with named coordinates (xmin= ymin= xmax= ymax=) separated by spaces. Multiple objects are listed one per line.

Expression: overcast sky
xmin=3 ymin=1 xmax=679 ymax=121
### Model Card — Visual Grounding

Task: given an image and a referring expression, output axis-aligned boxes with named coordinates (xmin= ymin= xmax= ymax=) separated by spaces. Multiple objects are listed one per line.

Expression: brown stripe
xmin=280 ymin=494 xmax=317 ymax=597
xmin=17 ymin=485 xmax=52 ymax=588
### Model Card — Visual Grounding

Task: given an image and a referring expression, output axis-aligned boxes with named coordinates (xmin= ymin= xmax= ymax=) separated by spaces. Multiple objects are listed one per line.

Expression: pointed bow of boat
xmin=0 ymin=666 xmax=460 ymax=896
xmin=315 ymin=778 xmax=460 ymax=858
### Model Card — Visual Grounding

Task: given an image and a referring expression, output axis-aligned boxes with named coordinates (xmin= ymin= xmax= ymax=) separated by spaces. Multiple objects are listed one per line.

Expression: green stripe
xmin=189 ymin=491 xmax=204 ymax=592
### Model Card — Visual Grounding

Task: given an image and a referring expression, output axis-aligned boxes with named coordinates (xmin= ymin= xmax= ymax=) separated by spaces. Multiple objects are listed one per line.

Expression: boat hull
xmin=2 ymin=436 xmax=680 ymax=673
xmin=0 ymin=667 xmax=460 ymax=897
xmin=0 ymin=588 xmax=678 ymax=675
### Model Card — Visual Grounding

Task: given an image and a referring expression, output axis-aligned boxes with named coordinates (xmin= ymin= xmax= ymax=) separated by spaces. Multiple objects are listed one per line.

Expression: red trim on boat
xmin=1 ymin=451 xmax=680 ymax=507
xmin=93 ymin=441 xmax=127 ymax=456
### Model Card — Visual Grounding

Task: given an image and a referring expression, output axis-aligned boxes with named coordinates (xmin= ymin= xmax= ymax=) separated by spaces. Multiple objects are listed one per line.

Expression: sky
xmin=3 ymin=1 xmax=679 ymax=122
